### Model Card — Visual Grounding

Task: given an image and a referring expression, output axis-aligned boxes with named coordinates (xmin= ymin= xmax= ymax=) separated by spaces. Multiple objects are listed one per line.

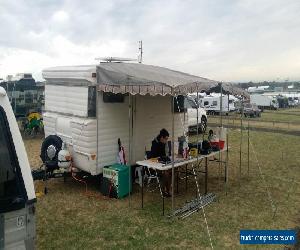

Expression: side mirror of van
xmin=10 ymin=197 xmax=26 ymax=210
xmin=12 ymin=197 xmax=25 ymax=205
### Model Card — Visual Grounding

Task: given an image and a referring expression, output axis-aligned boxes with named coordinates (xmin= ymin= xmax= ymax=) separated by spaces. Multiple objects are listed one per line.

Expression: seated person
xmin=150 ymin=128 xmax=172 ymax=198
xmin=208 ymin=129 xmax=218 ymax=160
xmin=208 ymin=129 xmax=217 ymax=142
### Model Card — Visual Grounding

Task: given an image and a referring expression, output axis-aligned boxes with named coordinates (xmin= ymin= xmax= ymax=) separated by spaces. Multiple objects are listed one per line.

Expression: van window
xmin=204 ymin=101 xmax=209 ymax=106
xmin=185 ymin=97 xmax=198 ymax=109
xmin=0 ymin=107 xmax=26 ymax=213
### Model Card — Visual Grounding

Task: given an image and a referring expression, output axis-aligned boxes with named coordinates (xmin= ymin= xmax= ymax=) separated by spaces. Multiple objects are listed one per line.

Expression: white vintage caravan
xmin=199 ymin=94 xmax=237 ymax=115
xmin=42 ymin=62 xmax=241 ymax=175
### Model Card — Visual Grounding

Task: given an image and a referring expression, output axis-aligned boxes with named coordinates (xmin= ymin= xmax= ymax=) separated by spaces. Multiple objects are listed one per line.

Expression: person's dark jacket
xmin=150 ymin=136 xmax=166 ymax=158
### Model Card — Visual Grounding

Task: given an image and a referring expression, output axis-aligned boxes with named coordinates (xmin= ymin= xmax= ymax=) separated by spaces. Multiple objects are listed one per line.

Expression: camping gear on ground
xmin=168 ymin=193 xmax=216 ymax=219
xmin=101 ymin=164 xmax=131 ymax=198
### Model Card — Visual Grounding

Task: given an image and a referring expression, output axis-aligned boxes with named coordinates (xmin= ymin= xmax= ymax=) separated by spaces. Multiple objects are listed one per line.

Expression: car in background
xmin=243 ymin=103 xmax=261 ymax=118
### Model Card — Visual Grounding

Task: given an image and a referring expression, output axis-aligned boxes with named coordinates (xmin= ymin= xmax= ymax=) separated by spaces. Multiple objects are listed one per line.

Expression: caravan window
xmin=88 ymin=86 xmax=96 ymax=117
xmin=204 ymin=101 xmax=209 ymax=106
xmin=212 ymin=101 xmax=218 ymax=106
xmin=0 ymin=107 xmax=26 ymax=213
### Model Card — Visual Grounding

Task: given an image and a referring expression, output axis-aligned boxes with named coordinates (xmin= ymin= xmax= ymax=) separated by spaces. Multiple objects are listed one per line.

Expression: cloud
xmin=0 ymin=0 xmax=300 ymax=82
xmin=52 ymin=10 xmax=69 ymax=22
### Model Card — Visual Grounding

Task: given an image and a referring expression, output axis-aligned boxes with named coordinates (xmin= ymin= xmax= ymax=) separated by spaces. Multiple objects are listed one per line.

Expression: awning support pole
xmin=171 ymin=88 xmax=175 ymax=211
xmin=219 ymin=83 xmax=223 ymax=187
xmin=96 ymin=88 xmax=99 ymax=178
xmin=219 ymin=82 xmax=223 ymax=127
xmin=247 ymin=119 xmax=250 ymax=177
xmin=196 ymin=86 xmax=199 ymax=151
xmin=196 ymin=85 xmax=200 ymax=197
xmin=239 ymin=99 xmax=244 ymax=181
xmin=225 ymin=131 xmax=229 ymax=195
xmin=128 ymin=94 xmax=132 ymax=207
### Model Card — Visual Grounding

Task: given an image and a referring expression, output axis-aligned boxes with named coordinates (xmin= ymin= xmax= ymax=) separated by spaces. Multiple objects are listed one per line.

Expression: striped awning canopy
xmin=96 ymin=63 xmax=248 ymax=97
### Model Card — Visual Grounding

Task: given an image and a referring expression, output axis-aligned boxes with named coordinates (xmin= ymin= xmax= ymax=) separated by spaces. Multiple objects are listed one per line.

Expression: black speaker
xmin=173 ymin=95 xmax=186 ymax=113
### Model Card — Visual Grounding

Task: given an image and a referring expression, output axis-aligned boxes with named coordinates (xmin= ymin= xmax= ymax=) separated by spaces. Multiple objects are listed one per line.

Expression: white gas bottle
xmin=58 ymin=142 xmax=71 ymax=169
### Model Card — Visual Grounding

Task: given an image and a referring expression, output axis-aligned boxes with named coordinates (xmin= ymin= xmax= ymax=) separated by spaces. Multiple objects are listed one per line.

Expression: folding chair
xmin=144 ymin=151 xmax=163 ymax=196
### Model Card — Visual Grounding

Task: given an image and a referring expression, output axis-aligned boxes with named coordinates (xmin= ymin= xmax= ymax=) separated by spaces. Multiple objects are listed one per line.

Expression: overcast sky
xmin=0 ymin=0 xmax=300 ymax=82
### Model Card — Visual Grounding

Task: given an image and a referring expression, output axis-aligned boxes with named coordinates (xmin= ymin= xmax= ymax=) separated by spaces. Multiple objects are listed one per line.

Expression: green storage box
xmin=101 ymin=164 xmax=132 ymax=198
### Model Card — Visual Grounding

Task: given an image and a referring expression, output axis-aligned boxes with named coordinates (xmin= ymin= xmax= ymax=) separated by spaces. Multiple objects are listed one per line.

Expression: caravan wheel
xmin=40 ymin=135 xmax=63 ymax=171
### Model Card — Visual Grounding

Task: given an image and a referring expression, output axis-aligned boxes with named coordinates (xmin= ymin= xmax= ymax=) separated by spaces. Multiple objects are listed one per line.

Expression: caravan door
xmin=0 ymin=88 xmax=36 ymax=249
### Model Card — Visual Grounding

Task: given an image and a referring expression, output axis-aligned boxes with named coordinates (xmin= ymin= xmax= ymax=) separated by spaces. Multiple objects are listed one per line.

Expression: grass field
xmin=261 ymin=109 xmax=300 ymax=123
xmin=24 ymin=110 xmax=300 ymax=249
xmin=208 ymin=108 xmax=300 ymax=131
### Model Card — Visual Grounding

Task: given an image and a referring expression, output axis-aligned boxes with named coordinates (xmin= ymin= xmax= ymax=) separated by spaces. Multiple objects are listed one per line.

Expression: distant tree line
xmin=236 ymin=81 xmax=300 ymax=90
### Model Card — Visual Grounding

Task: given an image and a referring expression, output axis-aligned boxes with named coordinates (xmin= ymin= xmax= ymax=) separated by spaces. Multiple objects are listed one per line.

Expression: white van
xmin=0 ymin=87 xmax=36 ymax=249
xmin=185 ymin=96 xmax=207 ymax=133
xmin=250 ymin=94 xmax=279 ymax=110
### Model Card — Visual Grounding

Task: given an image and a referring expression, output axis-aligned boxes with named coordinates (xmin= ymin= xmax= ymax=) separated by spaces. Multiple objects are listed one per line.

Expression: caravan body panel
xmin=45 ymin=85 xmax=89 ymax=117
xmin=96 ymin=93 xmax=130 ymax=169
xmin=133 ymin=95 xmax=186 ymax=162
